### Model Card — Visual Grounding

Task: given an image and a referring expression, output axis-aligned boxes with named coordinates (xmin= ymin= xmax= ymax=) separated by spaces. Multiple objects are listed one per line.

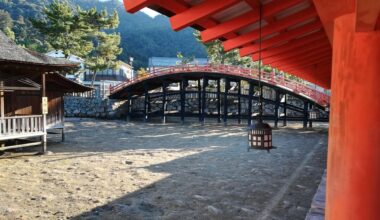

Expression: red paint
xmin=327 ymin=13 xmax=380 ymax=220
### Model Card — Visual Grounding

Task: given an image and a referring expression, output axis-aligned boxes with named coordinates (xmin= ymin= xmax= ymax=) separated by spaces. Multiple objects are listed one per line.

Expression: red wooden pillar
xmin=327 ymin=13 xmax=380 ymax=220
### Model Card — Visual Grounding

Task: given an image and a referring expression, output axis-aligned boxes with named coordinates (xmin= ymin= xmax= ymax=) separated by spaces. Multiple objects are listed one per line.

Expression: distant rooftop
xmin=0 ymin=31 xmax=77 ymax=68
xmin=149 ymin=57 xmax=208 ymax=67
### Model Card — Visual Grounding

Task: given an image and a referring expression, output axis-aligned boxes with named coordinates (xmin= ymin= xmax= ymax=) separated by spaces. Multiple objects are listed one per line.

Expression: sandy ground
xmin=0 ymin=118 xmax=327 ymax=220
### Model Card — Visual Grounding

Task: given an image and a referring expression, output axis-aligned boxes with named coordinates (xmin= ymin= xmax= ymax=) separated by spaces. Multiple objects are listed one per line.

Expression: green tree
xmin=0 ymin=9 xmax=13 ymax=30
xmin=194 ymin=31 xmax=252 ymax=66
xmin=31 ymin=0 xmax=122 ymax=86
xmin=79 ymin=8 xmax=122 ymax=86
xmin=86 ymin=32 xmax=122 ymax=86
xmin=31 ymin=0 xmax=93 ymax=58
xmin=177 ymin=52 xmax=195 ymax=65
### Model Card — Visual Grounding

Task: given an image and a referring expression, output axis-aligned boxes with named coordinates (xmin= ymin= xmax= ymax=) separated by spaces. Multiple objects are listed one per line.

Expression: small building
xmin=46 ymin=51 xmax=135 ymax=98
xmin=82 ymin=61 xmax=134 ymax=97
xmin=0 ymin=31 xmax=92 ymax=152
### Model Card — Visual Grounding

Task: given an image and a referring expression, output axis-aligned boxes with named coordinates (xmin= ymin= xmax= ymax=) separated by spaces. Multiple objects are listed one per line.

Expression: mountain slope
xmin=0 ymin=0 xmax=207 ymax=68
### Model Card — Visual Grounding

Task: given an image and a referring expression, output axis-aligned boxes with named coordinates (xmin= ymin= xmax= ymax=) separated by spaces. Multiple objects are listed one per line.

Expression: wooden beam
xmin=223 ymin=7 xmax=317 ymax=51
xmin=264 ymin=43 xmax=331 ymax=64
xmin=251 ymin=31 xmax=327 ymax=60
xmin=201 ymin=0 xmax=304 ymax=42
xmin=170 ymin=0 xmax=241 ymax=31
xmin=244 ymin=0 xmax=260 ymax=8
xmin=240 ymin=21 xmax=323 ymax=56
xmin=312 ymin=0 xmax=355 ymax=44
xmin=273 ymin=54 xmax=332 ymax=70
xmin=355 ymin=0 xmax=380 ymax=32
xmin=123 ymin=0 xmax=153 ymax=13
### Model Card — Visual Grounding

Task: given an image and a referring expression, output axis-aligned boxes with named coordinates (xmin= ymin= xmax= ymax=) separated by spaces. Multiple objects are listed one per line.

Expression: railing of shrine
xmin=110 ymin=64 xmax=330 ymax=106
xmin=0 ymin=115 xmax=44 ymax=141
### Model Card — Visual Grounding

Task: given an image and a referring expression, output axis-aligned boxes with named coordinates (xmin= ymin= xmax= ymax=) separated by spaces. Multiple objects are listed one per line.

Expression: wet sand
xmin=0 ymin=119 xmax=327 ymax=220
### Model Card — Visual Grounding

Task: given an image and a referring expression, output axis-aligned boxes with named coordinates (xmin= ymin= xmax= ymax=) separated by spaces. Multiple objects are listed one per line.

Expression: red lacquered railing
xmin=110 ymin=64 xmax=330 ymax=106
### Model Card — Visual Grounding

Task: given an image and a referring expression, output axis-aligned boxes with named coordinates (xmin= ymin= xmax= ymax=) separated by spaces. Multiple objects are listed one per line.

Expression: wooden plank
xmin=0 ymin=141 xmax=42 ymax=151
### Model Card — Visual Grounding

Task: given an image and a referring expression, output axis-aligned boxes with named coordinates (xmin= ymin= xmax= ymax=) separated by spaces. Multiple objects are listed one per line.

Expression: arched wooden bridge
xmin=109 ymin=65 xmax=330 ymax=126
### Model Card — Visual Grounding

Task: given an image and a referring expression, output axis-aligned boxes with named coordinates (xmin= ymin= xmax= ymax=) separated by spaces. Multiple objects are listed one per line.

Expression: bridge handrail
xmin=110 ymin=64 xmax=330 ymax=106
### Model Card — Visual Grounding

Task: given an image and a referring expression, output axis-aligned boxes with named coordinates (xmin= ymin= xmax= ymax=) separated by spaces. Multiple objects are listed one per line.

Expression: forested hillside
xmin=0 ymin=0 xmax=207 ymax=68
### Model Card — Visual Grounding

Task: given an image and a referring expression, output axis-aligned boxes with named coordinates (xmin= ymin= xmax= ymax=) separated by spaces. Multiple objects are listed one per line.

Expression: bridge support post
xmin=201 ymin=77 xmax=207 ymax=125
xmin=180 ymin=78 xmax=187 ymax=124
xmin=248 ymin=81 xmax=253 ymax=126
xmin=325 ymin=13 xmax=380 ymax=220
xmin=237 ymin=80 xmax=241 ymax=124
xmin=223 ymin=78 xmax=229 ymax=126
xmin=126 ymin=95 xmax=131 ymax=123
xmin=162 ymin=82 xmax=167 ymax=124
xmin=198 ymin=79 xmax=202 ymax=123
xmin=143 ymin=85 xmax=148 ymax=123
xmin=217 ymin=79 xmax=221 ymax=123
xmin=274 ymin=91 xmax=280 ymax=128
xmin=308 ymin=103 xmax=313 ymax=128
xmin=282 ymin=94 xmax=287 ymax=127
xmin=303 ymin=101 xmax=309 ymax=129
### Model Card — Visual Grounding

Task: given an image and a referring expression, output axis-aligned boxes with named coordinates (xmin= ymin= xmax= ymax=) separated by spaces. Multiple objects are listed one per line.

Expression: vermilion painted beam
xmin=276 ymin=62 xmax=331 ymax=88
xmin=240 ymin=21 xmax=322 ymax=56
xmin=272 ymin=54 xmax=332 ymax=71
xmin=153 ymin=0 xmax=238 ymax=38
xmin=312 ymin=0 xmax=355 ymax=44
xmin=123 ymin=0 xmax=153 ymax=13
xmin=355 ymin=0 xmax=380 ymax=32
xmin=280 ymin=59 xmax=332 ymax=73
xmin=244 ymin=0 xmax=260 ymax=8
xmin=201 ymin=0 xmax=304 ymax=42
xmin=169 ymin=0 xmax=241 ymax=31
xmin=271 ymin=51 xmax=332 ymax=69
xmin=251 ymin=31 xmax=327 ymax=60
xmin=223 ymin=7 xmax=317 ymax=51
xmin=264 ymin=43 xmax=331 ymax=64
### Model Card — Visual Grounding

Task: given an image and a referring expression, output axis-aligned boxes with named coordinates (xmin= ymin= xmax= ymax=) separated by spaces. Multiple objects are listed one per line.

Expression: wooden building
xmin=0 ymin=31 xmax=91 ymax=152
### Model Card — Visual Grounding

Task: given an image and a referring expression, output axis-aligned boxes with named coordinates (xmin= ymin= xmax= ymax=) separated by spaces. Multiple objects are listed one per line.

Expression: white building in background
xmin=46 ymin=50 xmax=134 ymax=98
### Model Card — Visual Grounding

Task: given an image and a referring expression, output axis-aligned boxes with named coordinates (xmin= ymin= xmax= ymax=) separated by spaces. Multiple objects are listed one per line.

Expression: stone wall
xmin=64 ymin=96 xmax=128 ymax=119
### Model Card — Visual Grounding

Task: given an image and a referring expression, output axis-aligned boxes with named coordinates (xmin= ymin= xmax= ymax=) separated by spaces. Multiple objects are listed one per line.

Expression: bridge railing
xmin=110 ymin=64 xmax=330 ymax=106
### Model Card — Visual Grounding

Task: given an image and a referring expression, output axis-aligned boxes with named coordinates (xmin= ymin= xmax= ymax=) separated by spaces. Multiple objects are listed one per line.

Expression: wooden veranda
xmin=0 ymin=31 xmax=92 ymax=152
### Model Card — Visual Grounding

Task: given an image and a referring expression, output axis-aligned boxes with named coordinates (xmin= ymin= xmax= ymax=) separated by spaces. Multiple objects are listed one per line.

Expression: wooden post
xmin=198 ymin=79 xmax=202 ymax=122
xmin=0 ymin=81 xmax=4 ymax=148
xmin=274 ymin=90 xmax=280 ymax=128
xmin=223 ymin=78 xmax=229 ymax=126
xmin=180 ymin=78 xmax=186 ymax=124
xmin=42 ymin=73 xmax=47 ymax=153
xmin=237 ymin=80 xmax=241 ymax=124
xmin=201 ymin=77 xmax=207 ymax=125
xmin=283 ymin=94 xmax=287 ymax=127
xmin=248 ymin=81 xmax=253 ymax=126
xmin=126 ymin=95 xmax=131 ymax=123
xmin=162 ymin=82 xmax=167 ymax=124
xmin=309 ymin=103 xmax=313 ymax=128
xmin=303 ymin=101 xmax=309 ymax=128
xmin=217 ymin=79 xmax=221 ymax=123
xmin=143 ymin=85 xmax=148 ymax=123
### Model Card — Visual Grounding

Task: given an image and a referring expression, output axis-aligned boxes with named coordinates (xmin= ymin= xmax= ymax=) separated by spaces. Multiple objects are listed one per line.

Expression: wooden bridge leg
xmin=237 ymin=81 xmax=241 ymax=124
xmin=201 ymin=77 xmax=207 ymax=125
xmin=223 ymin=78 xmax=229 ymax=126
xmin=143 ymin=86 xmax=148 ymax=123
xmin=162 ymin=82 xmax=167 ymax=124
xmin=217 ymin=79 xmax=221 ymax=123
xmin=248 ymin=81 xmax=253 ymax=126
xmin=283 ymin=94 xmax=287 ymax=127
xmin=308 ymin=103 xmax=313 ymax=128
xmin=180 ymin=78 xmax=186 ymax=124
xmin=274 ymin=91 xmax=280 ymax=128
xmin=303 ymin=101 xmax=309 ymax=129
xmin=61 ymin=128 xmax=65 ymax=142
xmin=198 ymin=79 xmax=202 ymax=122
xmin=41 ymin=73 xmax=47 ymax=154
